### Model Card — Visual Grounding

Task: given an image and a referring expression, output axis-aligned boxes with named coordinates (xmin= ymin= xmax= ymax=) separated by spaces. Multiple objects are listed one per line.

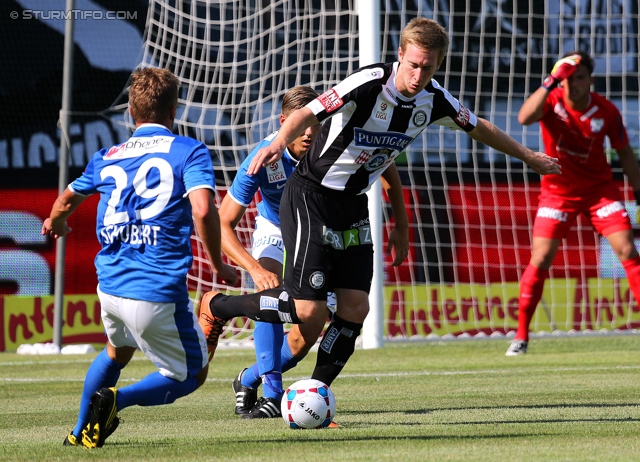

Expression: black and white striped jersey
xmin=299 ymin=62 xmax=478 ymax=195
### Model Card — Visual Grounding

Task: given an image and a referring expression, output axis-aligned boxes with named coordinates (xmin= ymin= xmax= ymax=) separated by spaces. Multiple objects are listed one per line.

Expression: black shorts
xmin=280 ymin=171 xmax=374 ymax=301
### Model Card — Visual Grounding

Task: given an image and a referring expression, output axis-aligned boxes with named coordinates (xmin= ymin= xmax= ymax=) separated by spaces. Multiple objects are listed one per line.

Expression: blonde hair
xmin=128 ymin=67 xmax=179 ymax=123
xmin=400 ymin=18 xmax=449 ymax=62
xmin=282 ymin=86 xmax=319 ymax=116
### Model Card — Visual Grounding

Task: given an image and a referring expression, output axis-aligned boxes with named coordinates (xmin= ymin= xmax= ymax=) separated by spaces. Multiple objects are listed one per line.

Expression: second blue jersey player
xmin=205 ymin=86 xmax=336 ymax=419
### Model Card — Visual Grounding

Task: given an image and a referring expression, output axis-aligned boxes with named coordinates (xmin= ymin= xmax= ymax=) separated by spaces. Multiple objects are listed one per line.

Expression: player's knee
xmin=108 ymin=344 xmax=136 ymax=365
xmin=291 ymin=299 xmax=325 ymax=324
xmin=614 ymin=241 xmax=638 ymax=260
xmin=334 ymin=302 xmax=369 ymax=324
xmin=285 ymin=324 xmax=318 ymax=357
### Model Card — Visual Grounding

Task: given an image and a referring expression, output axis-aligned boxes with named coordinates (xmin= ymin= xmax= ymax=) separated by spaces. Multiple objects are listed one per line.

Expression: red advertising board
xmin=1 ymin=189 xmax=101 ymax=296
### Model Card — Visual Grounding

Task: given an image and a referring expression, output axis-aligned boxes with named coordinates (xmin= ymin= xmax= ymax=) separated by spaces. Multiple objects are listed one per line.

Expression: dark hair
xmin=129 ymin=67 xmax=180 ymax=123
xmin=282 ymin=86 xmax=319 ymax=115
xmin=563 ymin=50 xmax=594 ymax=75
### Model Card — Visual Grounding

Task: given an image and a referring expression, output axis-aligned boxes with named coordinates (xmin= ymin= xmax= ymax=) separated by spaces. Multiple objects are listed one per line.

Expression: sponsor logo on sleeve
xmin=454 ymin=104 xmax=470 ymax=128
xmin=318 ymin=89 xmax=344 ymax=113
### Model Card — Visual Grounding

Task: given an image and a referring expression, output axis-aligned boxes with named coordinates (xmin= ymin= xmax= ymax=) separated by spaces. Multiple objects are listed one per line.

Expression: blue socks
xmin=72 ymin=348 xmax=201 ymax=437
xmin=241 ymin=330 xmax=307 ymax=395
xmin=72 ymin=348 xmax=124 ymax=437
xmin=248 ymin=322 xmax=284 ymax=399
xmin=281 ymin=334 xmax=303 ymax=373
xmin=116 ymin=372 xmax=198 ymax=408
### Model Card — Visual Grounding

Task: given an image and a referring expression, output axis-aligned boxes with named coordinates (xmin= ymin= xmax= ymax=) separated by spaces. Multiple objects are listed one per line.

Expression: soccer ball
xmin=281 ymin=379 xmax=336 ymax=429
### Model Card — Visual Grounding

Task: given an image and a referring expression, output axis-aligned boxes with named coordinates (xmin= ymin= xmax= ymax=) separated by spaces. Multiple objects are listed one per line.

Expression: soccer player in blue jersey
xmin=42 ymin=67 xmax=237 ymax=448
xmin=199 ymin=18 xmax=561 ymax=390
xmin=212 ymin=86 xmax=337 ymax=419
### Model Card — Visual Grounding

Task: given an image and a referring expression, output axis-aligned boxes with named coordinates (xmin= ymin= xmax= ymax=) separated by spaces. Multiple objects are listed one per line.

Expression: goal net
xmin=133 ymin=0 xmax=640 ymax=345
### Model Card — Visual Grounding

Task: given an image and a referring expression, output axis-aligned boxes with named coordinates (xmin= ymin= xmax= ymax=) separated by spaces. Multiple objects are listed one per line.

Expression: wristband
xmin=541 ymin=75 xmax=558 ymax=91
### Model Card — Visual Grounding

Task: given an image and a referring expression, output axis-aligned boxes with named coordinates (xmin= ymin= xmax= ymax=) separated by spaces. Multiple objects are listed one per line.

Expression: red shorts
xmin=533 ymin=182 xmax=632 ymax=240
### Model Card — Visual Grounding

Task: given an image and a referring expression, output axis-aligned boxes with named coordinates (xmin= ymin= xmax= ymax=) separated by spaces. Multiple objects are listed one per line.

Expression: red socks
xmin=622 ymin=255 xmax=640 ymax=305
xmin=515 ymin=265 xmax=549 ymax=341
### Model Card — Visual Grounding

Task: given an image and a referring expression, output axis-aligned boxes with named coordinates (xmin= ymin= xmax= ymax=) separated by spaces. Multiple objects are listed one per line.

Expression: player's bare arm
xmin=469 ymin=118 xmax=561 ymax=175
xmin=520 ymin=54 xmax=583 ymax=125
xmin=517 ymin=86 xmax=549 ymax=125
xmin=41 ymin=187 xmax=87 ymax=238
xmin=218 ymin=194 xmax=280 ymax=290
xmin=190 ymin=188 xmax=238 ymax=285
xmin=247 ymin=107 xmax=320 ymax=175
xmin=381 ymin=164 xmax=409 ymax=266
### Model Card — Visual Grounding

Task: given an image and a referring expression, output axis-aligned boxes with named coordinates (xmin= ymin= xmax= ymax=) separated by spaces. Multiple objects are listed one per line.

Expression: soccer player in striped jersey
xmin=213 ymin=86 xmax=337 ymax=419
xmin=43 ymin=67 xmax=237 ymax=448
xmin=506 ymin=51 xmax=640 ymax=356
xmin=199 ymin=18 xmax=560 ymax=388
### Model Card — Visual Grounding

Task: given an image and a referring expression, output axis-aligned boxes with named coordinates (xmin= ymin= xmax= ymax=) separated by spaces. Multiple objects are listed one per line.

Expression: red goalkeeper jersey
xmin=539 ymin=88 xmax=629 ymax=196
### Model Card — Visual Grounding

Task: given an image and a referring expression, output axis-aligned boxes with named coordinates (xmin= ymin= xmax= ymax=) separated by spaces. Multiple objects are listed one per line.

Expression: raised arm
xmin=189 ymin=188 xmax=238 ymax=286
xmin=218 ymin=194 xmax=280 ymax=290
xmin=520 ymin=53 xmax=582 ymax=126
xmin=468 ymin=118 xmax=561 ymax=175
xmin=517 ymin=86 xmax=549 ymax=126
xmin=247 ymin=107 xmax=320 ymax=175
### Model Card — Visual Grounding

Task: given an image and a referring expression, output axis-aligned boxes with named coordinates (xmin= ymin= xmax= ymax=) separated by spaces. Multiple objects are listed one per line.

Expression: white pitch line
xmin=2 ymin=364 xmax=639 ymax=383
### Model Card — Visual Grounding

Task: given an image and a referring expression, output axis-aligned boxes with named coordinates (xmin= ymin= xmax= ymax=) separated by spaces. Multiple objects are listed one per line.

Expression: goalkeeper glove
xmin=635 ymin=190 xmax=640 ymax=225
xmin=542 ymin=54 xmax=582 ymax=90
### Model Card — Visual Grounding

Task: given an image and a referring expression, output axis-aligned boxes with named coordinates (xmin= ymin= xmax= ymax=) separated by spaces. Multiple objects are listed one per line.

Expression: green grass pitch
xmin=1 ymin=335 xmax=639 ymax=461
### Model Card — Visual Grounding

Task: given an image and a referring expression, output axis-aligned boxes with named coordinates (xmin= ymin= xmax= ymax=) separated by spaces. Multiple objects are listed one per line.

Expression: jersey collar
xmin=132 ymin=123 xmax=172 ymax=136
xmin=282 ymin=147 xmax=300 ymax=165
xmin=391 ymin=62 xmax=419 ymax=103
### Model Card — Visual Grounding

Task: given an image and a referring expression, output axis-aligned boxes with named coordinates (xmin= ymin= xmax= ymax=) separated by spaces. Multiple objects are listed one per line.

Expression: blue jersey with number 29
xmin=70 ymin=124 xmax=215 ymax=303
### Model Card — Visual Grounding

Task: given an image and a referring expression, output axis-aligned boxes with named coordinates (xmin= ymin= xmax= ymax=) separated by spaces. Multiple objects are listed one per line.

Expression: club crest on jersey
xmin=318 ymin=89 xmax=343 ymax=113
xmin=413 ymin=110 xmax=427 ymax=127
xmin=267 ymin=161 xmax=286 ymax=183
xmin=590 ymin=118 xmax=604 ymax=133
xmin=353 ymin=128 xmax=412 ymax=151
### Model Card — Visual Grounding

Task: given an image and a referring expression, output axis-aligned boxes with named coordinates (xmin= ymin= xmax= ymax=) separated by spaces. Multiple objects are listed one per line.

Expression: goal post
xmin=122 ymin=0 xmax=640 ymax=347
xmin=360 ymin=1 xmax=384 ymax=349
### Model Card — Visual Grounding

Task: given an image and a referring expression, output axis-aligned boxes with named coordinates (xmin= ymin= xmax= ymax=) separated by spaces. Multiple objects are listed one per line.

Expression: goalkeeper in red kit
xmin=506 ymin=51 xmax=640 ymax=356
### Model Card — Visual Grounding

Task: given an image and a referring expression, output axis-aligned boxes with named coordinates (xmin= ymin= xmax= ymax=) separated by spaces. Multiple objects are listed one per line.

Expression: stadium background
xmin=1 ymin=0 xmax=639 ymax=350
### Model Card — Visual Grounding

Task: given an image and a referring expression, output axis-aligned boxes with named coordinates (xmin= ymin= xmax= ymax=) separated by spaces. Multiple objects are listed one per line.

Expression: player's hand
xmin=542 ymin=54 xmax=582 ymax=90
xmin=386 ymin=226 xmax=409 ymax=267
xmin=527 ymin=152 xmax=562 ymax=175
xmin=247 ymin=144 xmax=285 ymax=176
xmin=249 ymin=267 xmax=281 ymax=291
xmin=216 ymin=262 xmax=239 ymax=286
xmin=41 ymin=218 xmax=71 ymax=239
